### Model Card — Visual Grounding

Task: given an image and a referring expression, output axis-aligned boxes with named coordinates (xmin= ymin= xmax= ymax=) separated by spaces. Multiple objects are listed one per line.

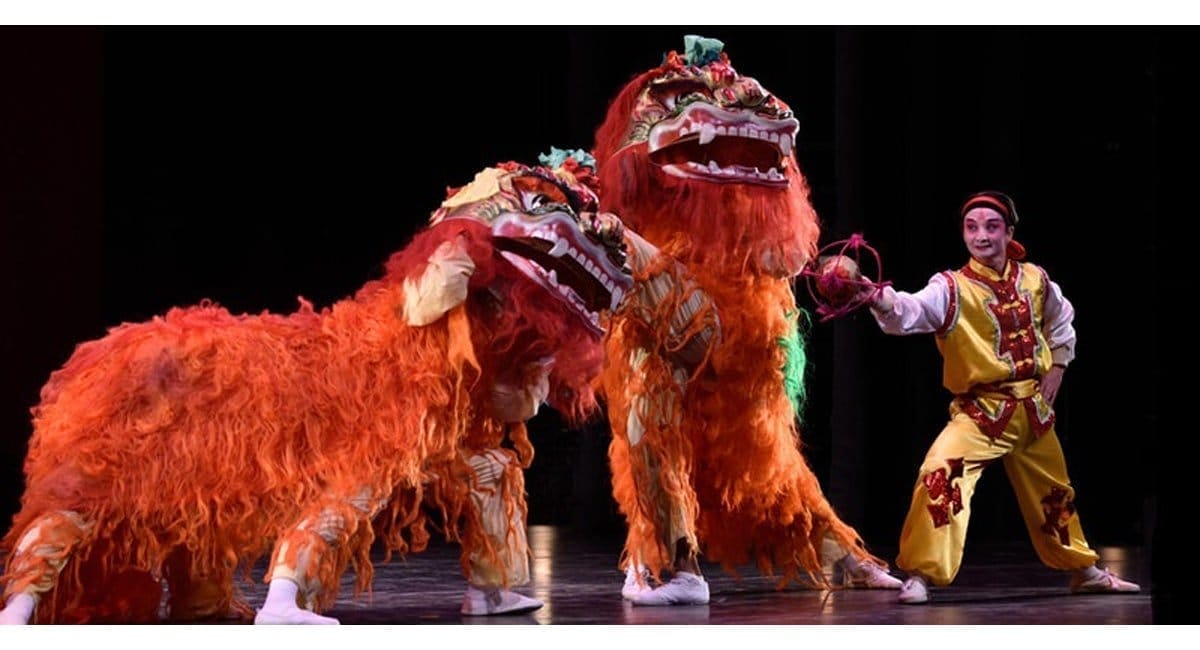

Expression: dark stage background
xmin=0 ymin=26 xmax=1173 ymax=592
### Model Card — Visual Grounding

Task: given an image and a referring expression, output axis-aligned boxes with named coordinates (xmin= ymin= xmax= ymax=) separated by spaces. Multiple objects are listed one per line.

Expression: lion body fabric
xmin=596 ymin=62 xmax=874 ymax=587
xmin=1 ymin=217 xmax=590 ymax=622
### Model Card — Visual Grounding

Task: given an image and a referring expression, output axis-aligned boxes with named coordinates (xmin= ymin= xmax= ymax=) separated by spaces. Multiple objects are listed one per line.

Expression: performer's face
xmin=962 ymin=207 xmax=1013 ymax=267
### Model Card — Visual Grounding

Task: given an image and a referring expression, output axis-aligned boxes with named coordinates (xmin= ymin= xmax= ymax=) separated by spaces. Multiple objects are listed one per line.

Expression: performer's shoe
xmin=256 ymin=577 xmax=339 ymax=624
xmin=838 ymin=556 xmax=903 ymax=589
xmin=621 ymin=564 xmax=653 ymax=601
xmin=1069 ymin=566 xmax=1141 ymax=594
xmin=254 ymin=605 xmax=340 ymax=625
xmin=631 ymin=571 xmax=709 ymax=606
xmin=460 ymin=586 xmax=544 ymax=616
xmin=897 ymin=575 xmax=929 ymax=604
xmin=0 ymin=593 xmax=35 ymax=625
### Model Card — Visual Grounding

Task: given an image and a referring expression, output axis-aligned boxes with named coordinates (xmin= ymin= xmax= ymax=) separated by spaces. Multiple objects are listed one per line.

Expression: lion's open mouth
xmin=493 ymin=211 xmax=632 ymax=336
xmin=647 ymin=103 xmax=798 ymax=186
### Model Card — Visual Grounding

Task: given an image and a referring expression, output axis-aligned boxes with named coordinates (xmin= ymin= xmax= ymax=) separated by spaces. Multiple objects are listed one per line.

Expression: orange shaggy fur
xmin=595 ymin=66 xmax=878 ymax=587
xmin=1 ymin=217 xmax=599 ymax=622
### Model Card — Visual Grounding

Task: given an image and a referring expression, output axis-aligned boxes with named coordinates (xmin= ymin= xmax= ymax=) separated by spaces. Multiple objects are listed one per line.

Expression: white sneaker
xmin=1070 ymin=566 xmax=1141 ymax=594
xmin=897 ymin=575 xmax=929 ymax=604
xmin=631 ymin=571 xmax=709 ymax=606
xmin=840 ymin=557 xmax=903 ymax=589
xmin=254 ymin=605 xmax=340 ymax=625
xmin=621 ymin=564 xmax=653 ymax=600
xmin=460 ymin=586 xmax=544 ymax=616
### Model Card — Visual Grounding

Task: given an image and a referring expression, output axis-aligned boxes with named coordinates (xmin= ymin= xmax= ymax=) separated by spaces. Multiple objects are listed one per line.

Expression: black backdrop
xmin=0 ymin=26 xmax=1173 ymax=580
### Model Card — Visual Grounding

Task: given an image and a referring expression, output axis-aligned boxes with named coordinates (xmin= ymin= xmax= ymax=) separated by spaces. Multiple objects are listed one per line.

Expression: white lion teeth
xmin=548 ymin=238 xmax=569 ymax=258
xmin=698 ymin=123 xmax=716 ymax=146
xmin=780 ymin=134 xmax=793 ymax=156
xmin=610 ymin=286 xmax=625 ymax=311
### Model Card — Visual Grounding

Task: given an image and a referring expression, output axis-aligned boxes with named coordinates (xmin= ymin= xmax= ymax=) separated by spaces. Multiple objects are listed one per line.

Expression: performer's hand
xmin=858 ymin=285 xmax=890 ymax=312
xmin=1040 ymin=365 xmax=1065 ymax=405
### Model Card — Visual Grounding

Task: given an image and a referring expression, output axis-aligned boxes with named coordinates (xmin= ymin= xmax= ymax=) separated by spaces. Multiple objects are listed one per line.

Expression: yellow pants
xmin=897 ymin=398 xmax=1099 ymax=585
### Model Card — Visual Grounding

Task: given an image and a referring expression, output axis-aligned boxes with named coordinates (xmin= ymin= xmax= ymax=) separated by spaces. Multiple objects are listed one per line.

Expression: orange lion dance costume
xmin=595 ymin=36 xmax=900 ymax=604
xmin=0 ymin=155 xmax=633 ymax=624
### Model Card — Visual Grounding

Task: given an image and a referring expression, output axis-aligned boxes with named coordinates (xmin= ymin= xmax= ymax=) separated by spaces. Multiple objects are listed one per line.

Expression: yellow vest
xmin=935 ymin=259 xmax=1054 ymax=395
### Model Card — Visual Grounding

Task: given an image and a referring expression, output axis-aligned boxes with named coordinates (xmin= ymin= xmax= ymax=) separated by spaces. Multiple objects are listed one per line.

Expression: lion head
xmin=593 ymin=36 xmax=820 ymax=278
xmin=382 ymin=150 xmax=634 ymax=421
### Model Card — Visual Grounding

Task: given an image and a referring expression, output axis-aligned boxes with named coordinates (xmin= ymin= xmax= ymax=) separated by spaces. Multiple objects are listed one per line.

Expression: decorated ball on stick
xmin=800 ymin=233 xmax=890 ymax=322
xmin=815 ymin=254 xmax=863 ymax=305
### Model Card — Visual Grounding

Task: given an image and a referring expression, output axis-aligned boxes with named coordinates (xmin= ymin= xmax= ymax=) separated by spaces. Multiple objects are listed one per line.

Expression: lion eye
xmin=520 ymin=191 xmax=572 ymax=216
xmin=521 ymin=192 xmax=550 ymax=211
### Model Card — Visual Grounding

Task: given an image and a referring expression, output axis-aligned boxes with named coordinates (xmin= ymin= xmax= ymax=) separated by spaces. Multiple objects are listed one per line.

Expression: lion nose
xmin=735 ymin=78 xmax=767 ymax=107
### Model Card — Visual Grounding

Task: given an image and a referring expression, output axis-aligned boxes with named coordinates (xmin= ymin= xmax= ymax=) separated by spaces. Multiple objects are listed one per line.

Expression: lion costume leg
xmin=458 ymin=449 xmax=542 ymax=616
xmin=0 ymin=510 xmax=93 ymax=624
xmin=818 ymin=533 xmax=902 ymax=589
xmin=163 ymin=547 xmax=248 ymax=622
xmin=609 ymin=349 xmax=709 ymax=606
xmin=255 ymin=490 xmax=386 ymax=625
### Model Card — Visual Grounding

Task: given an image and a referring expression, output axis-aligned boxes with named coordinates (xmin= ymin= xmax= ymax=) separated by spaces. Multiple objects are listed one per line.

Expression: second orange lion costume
xmin=595 ymin=36 xmax=897 ymax=598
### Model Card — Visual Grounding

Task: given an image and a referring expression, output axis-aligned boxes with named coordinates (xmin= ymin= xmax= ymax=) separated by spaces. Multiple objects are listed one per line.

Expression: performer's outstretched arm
xmin=869 ymin=274 xmax=953 ymax=335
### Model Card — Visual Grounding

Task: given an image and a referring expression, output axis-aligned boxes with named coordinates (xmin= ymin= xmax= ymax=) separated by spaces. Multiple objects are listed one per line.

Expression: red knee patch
xmin=924 ymin=459 xmax=965 ymax=528
xmin=1039 ymin=486 xmax=1076 ymax=546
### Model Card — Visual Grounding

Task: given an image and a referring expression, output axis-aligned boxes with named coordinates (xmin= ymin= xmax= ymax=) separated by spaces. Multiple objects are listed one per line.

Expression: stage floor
xmin=238 ymin=526 xmax=1151 ymax=625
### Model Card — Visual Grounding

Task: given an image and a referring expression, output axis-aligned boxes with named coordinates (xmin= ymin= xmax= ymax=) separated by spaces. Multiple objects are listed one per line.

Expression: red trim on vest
xmin=961 ymin=261 xmax=1037 ymax=381
xmin=935 ymin=271 xmax=958 ymax=337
